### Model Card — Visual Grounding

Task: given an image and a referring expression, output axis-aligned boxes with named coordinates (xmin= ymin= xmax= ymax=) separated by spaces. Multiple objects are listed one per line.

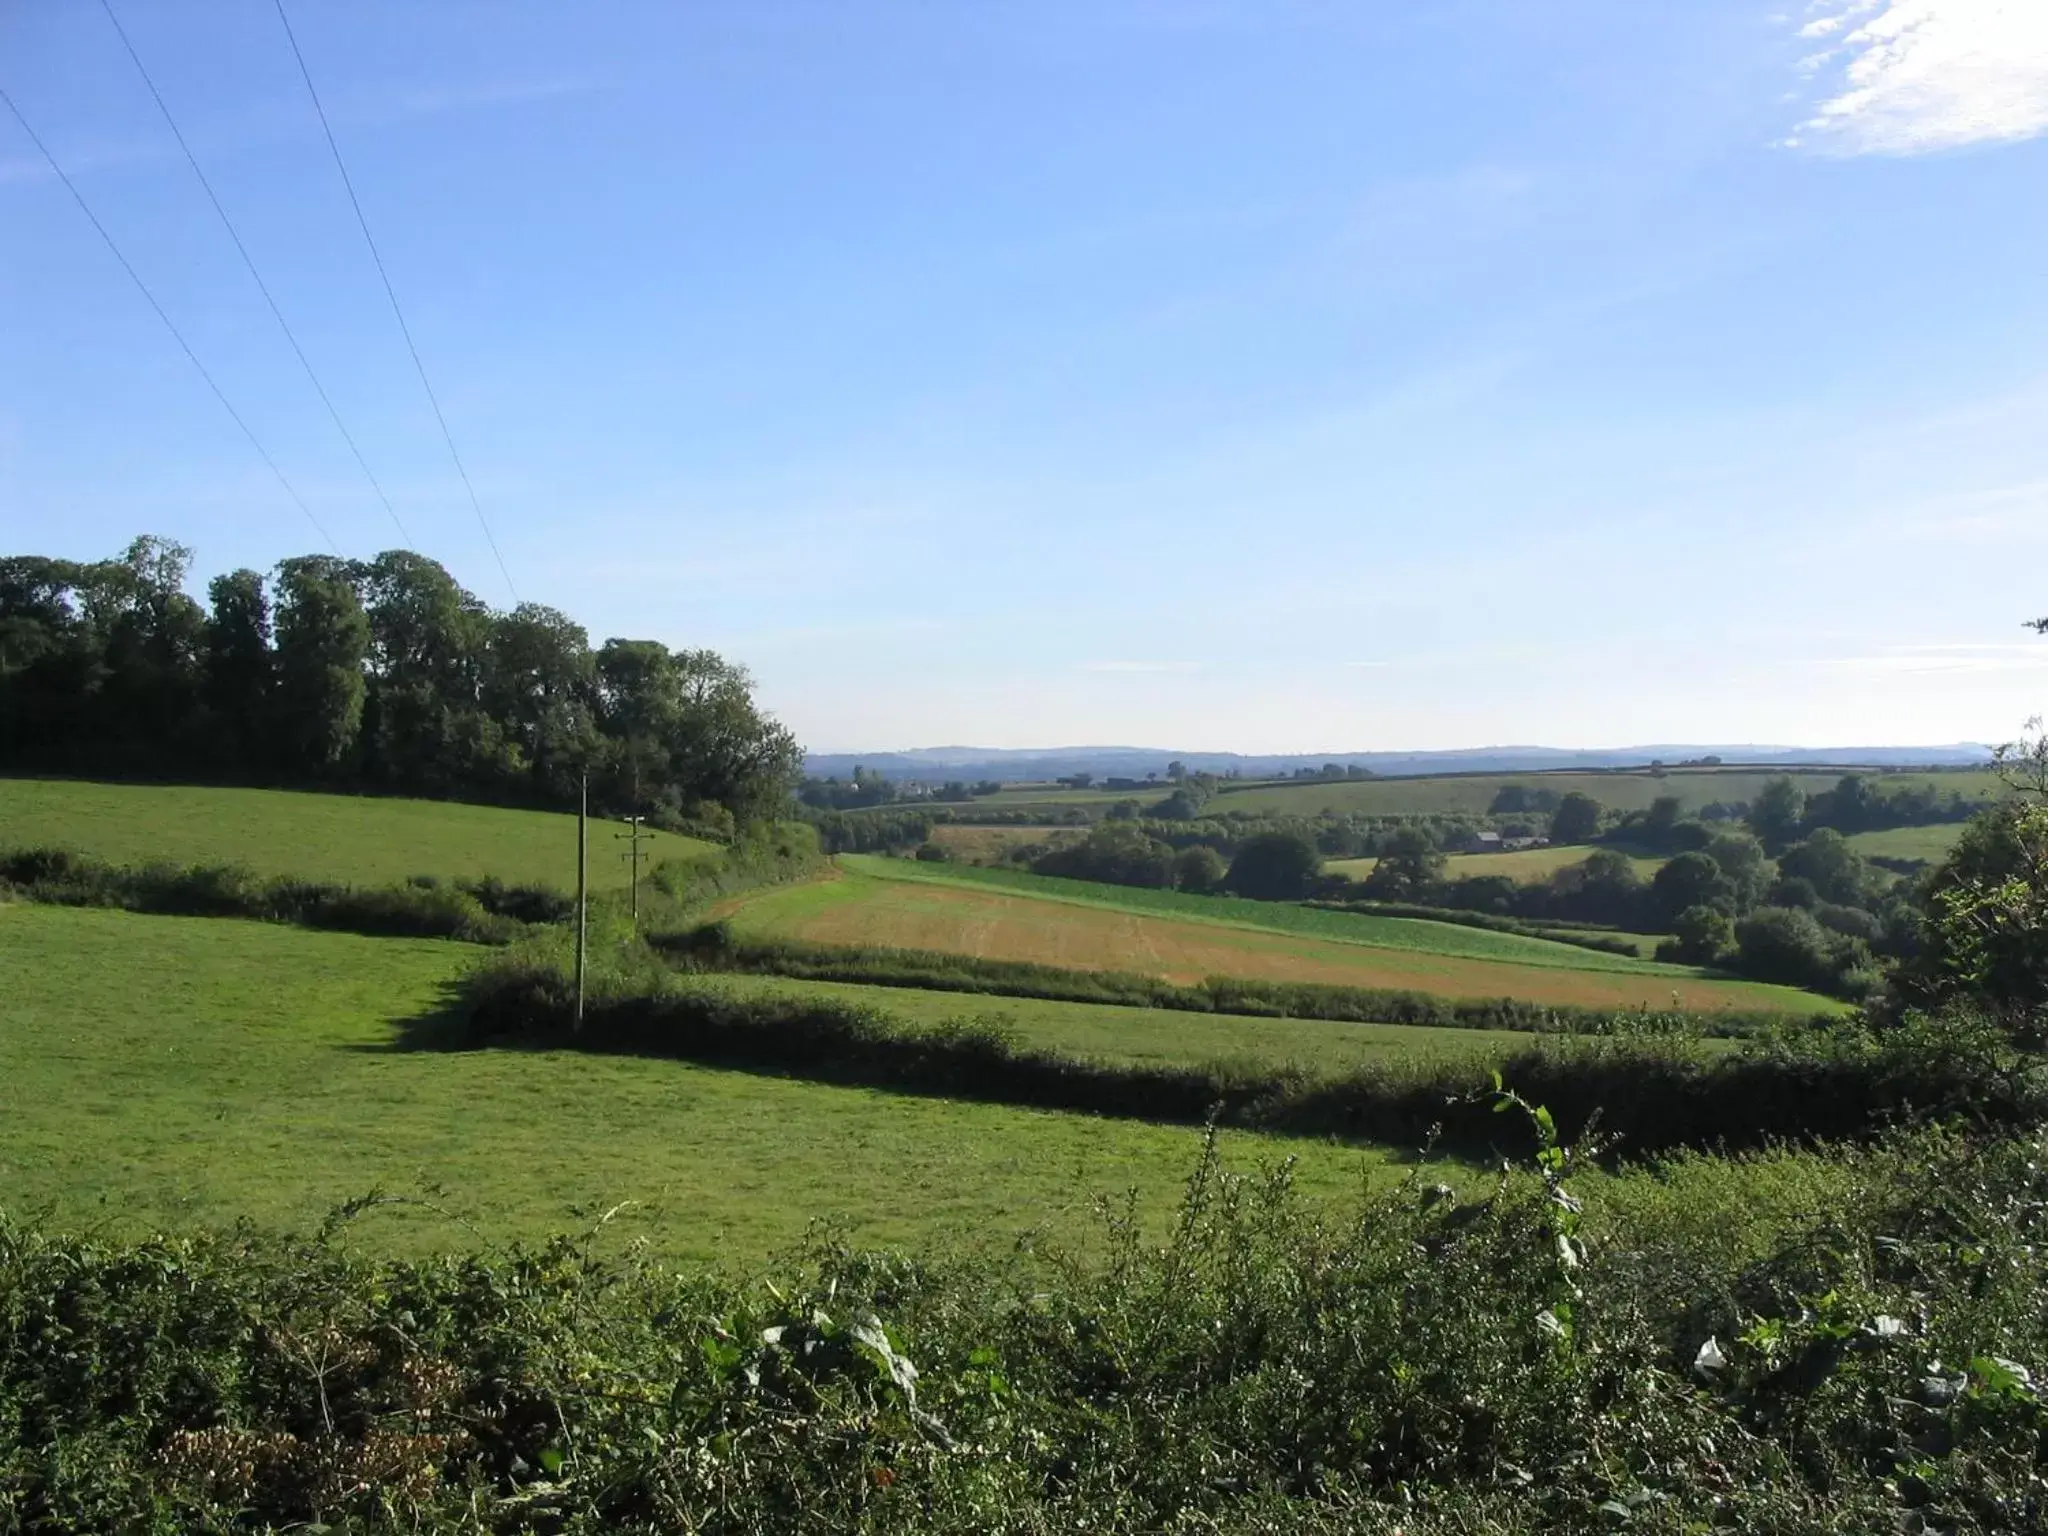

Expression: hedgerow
xmin=457 ymin=941 xmax=2043 ymax=1158
xmin=0 ymin=846 xmax=541 ymax=944
xmin=655 ymin=921 xmax=1815 ymax=1038
xmin=3 ymin=1125 xmax=2044 ymax=1531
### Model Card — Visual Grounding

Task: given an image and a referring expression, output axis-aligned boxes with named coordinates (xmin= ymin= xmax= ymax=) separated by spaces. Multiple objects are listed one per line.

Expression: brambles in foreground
xmin=3 ymin=1125 xmax=2043 ymax=1532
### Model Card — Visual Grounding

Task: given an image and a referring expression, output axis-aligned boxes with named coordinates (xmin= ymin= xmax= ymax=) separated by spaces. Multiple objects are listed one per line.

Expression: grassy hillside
xmin=841 ymin=855 xmax=1689 ymax=971
xmin=0 ymin=778 xmax=714 ymax=890
xmin=0 ymin=903 xmax=1388 ymax=1260
xmin=724 ymin=860 xmax=1832 ymax=1014
xmin=1209 ymin=766 xmax=1996 ymax=819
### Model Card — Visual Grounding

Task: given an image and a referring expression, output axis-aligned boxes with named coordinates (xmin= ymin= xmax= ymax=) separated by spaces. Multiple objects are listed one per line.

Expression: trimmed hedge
xmin=0 ymin=846 xmax=544 ymax=944
xmin=458 ymin=950 xmax=2043 ymax=1159
xmin=1307 ymin=898 xmax=1647 ymax=957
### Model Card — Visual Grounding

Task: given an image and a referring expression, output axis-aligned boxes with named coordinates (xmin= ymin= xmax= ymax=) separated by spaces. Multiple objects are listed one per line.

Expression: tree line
xmin=0 ymin=537 xmax=802 ymax=829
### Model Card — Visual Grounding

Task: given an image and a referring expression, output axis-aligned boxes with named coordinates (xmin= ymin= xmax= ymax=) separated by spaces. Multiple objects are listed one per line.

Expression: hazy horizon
xmin=5 ymin=1 xmax=2045 ymax=753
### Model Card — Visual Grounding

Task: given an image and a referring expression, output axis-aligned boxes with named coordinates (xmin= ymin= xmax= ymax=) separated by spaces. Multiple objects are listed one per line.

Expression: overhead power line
xmin=97 ymin=0 xmax=413 ymax=549
xmin=272 ymin=0 xmax=520 ymax=604
xmin=0 ymin=80 xmax=342 ymax=556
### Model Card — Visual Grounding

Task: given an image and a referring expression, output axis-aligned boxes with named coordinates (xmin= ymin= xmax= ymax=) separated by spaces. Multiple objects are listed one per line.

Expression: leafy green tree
xmin=1225 ymin=831 xmax=1324 ymax=900
xmin=1443 ymin=872 xmax=1519 ymax=914
xmin=1747 ymin=776 xmax=1806 ymax=852
xmin=1733 ymin=907 xmax=1832 ymax=988
xmin=356 ymin=550 xmax=496 ymax=793
xmin=1036 ymin=822 xmax=1176 ymax=888
xmin=1660 ymin=905 xmax=1734 ymax=965
xmin=1777 ymin=828 xmax=1867 ymax=906
xmin=1549 ymin=792 xmax=1602 ymax=844
xmin=203 ymin=569 xmax=273 ymax=770
xmin=83 ymin=537 xmax=209 ymax=766
xmin=484 ymin=603 xmax=597 ymax=802
xmin=1652 ymin=851 xmax=1730 ymax=922
xmin=1908 ymin=798 xmax=2048 ymax=1033
xmin=1361 ymin=826 xmax=1444 ymax=900
xmin=1703 ymin=832 xmax=1775 ymax=912
xmin=1553 ymin=847 xmax=1646 ymax=926
xmin=272 ymin=556 xmax=370 ymax=774
xmin=1641 ymin=794 xmax=1683 ymax=847
xmin=1173 ymin=844 xmax=1227 ymax=893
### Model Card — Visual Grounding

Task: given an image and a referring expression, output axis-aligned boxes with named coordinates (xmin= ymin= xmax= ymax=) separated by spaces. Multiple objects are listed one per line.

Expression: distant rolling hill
xmin=804 ymin=742 xmax=1994 ymax=784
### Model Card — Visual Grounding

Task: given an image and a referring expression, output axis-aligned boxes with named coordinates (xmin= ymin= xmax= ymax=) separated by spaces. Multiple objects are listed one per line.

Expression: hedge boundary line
xmin=462 ymin=952 xmax=2041 ymax=1158
xmin=0 ymin=846 xmax=555 ymax=944
xmin=655 ymin=922 xmax=1821 ymax=1039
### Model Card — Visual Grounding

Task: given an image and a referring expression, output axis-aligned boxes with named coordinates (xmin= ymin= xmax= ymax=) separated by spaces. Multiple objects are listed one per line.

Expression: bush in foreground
xmin=2 ymin=1126 xmax=2044 ymax=1532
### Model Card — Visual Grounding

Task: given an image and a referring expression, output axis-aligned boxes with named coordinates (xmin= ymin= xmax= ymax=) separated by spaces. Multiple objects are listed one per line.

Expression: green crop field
xmin=839 ymin=855 xmax=1714 ymax=973
xmin=1843 ymin=824 xmax=1968 ymax=864
xmin=0 ymin=778 xmax=714 ymax=890
xmin=1326 ymin=845 xmax=1667 ymax=884
xmin=0 ymin=902 xmax=1399 ymax=1261
xmin=1208 ymin=766 xmax=1998 ymax=819
xmin=723 ymin=858 xmax=1834 ymax=1014
xmin=697 ymin=972 xmax=1537 ymax=1072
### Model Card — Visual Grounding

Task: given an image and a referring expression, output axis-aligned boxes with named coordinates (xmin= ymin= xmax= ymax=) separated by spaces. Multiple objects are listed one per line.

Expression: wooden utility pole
xmin=574 ymin=773 xmax=588 ymax=1031
xmin=616 ymin=815 xmax=653 ymax=928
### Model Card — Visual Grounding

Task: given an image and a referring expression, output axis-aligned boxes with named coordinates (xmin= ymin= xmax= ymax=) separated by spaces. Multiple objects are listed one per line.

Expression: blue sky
xmin=4 ymin=1 xmax=2046 ymax=753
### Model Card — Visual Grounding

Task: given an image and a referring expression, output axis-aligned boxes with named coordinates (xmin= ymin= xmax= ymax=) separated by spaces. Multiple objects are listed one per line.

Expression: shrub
xmin=1735 ymin=906 xmax=1859 ymax=994
xmin=1172 ymin=844 xmax=1226 ymax=893
xmin=1658 ymin=904 xmax=1733 ymax=966
xmin=913 ymin=840 xmax=950 ymax=863
xmin=5 ymin=1126 xmax=2046 ymax=1532
xmin=1224 ymin=830 xmax=1323 ymax=900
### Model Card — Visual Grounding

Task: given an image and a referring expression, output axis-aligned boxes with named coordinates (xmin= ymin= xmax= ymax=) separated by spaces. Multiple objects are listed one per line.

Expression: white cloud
xmin=1788 ymin=0 xmax=2048 ymax=154
xmin=1081 ymin=660 xmax=1195 ymax=673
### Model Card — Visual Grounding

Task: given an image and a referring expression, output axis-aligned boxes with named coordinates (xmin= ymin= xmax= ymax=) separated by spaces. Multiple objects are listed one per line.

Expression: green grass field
xmin=1843 ymin=824 xmax=1968 ymax=863
xmin=1325 ymin=845 xmax=1668 ymax=884
xmin=697 ymin=972 xmax=1536 ymax=1073
xmin=1208 ymin=766 xmax=1997 ymax=819
xmin=0 ymin=778 xmax=714 ymax=890
xmin=722 ymin=858 xmax=1833 ymax=1015
xmin=0 ymin=903 xmax=1397 ymax=1261
xmin=841 ymin=855 xmax=1702 ymax=973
